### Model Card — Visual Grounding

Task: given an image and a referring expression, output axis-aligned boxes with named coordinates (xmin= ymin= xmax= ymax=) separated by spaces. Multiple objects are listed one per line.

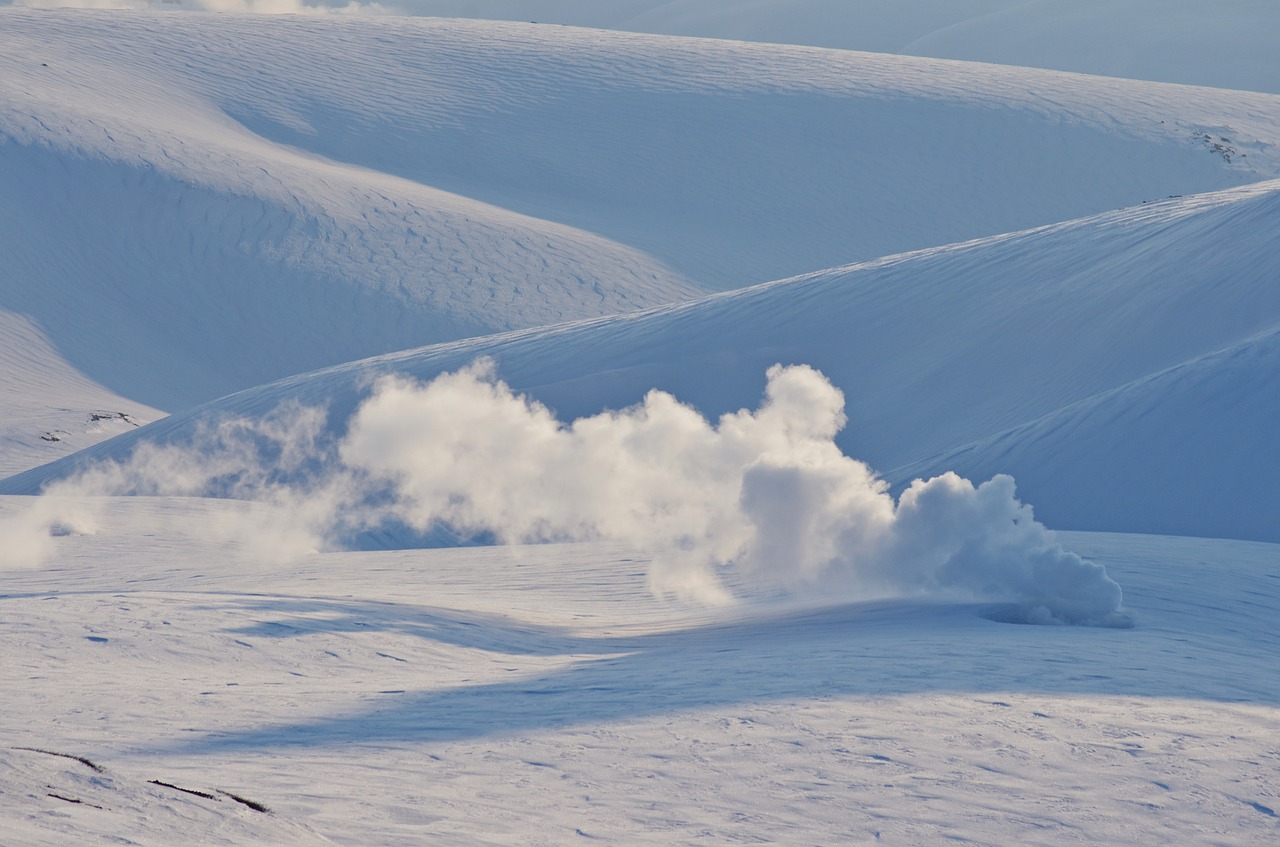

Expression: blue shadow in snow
xmin=136 ymin=590 xmax=1278 ymax=756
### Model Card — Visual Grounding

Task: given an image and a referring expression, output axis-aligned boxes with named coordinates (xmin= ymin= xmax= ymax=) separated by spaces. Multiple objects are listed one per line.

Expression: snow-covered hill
xmin=1 ymin=12 xmax=713 ymax=413
xmin=94 ymin=0 xmax=1276 ymax=94
xmin=8 ymin=9 xmax=1275 ymax=296
xmin=12 ymin=179 xmax=1276 ymax=543
xmin=0 ymin=312 xmax=165 ymax=478
xmin=4 ymin=9 xmax=1278 ymax=466
xmin=899 ymin=325 xmax=1280 ymax=542
xmin=2 ymin=8 xmax=1278 ymax=845
xmin=897 ymin=0 xmax=1280 ymax=95
xmin=406 ymin=0 xmax=1278 ymax=95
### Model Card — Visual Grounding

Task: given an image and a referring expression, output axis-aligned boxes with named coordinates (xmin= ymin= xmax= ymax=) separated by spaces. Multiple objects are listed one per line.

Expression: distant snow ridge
xmin=4 ymin=362 xmax=1124 ymax=625
xmin=14 ymin=0 xmax=1280 ymax=97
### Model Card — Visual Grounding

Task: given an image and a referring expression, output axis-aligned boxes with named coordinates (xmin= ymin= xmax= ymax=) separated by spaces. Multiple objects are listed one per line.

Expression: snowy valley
xmin=1 ymin=5 xmax=1277 ymax=845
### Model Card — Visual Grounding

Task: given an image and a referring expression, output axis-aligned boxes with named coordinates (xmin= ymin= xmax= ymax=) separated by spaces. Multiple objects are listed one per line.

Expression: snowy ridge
xmin=17 ymin=1 xmax=1275 ymax=95
xmin=2 ymin=8 xmax=1279 ymax=845
xmin=349 ymin=0 xmax=1280 ymax=95
xmin=0 ymin=312 xmax=164 ymax=477
xmin=895 ymin=324 xmax=1280 ymax=542
xmin=8 ymin=11 xmax=1275 ymax=295
xmin=8 ymin=10 xmax=1279 ymax=457
xmin=0 ymin=134 xmax=699 ymax=410
xmin=2 ymin=12 xmax=719 ymax=411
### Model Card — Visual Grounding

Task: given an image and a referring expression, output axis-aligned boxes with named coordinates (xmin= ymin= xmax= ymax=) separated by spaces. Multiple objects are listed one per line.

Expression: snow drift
xmin=1 ymin=362 xmax=1124 ymax=625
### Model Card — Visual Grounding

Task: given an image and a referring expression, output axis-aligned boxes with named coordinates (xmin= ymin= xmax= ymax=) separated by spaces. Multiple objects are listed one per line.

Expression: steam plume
xmin=2 ymin=361 xmax=1125 ymax=624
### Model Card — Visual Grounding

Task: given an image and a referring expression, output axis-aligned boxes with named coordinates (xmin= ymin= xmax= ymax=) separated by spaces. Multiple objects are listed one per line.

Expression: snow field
xmin=14 ymin=179 xmax=1278 ymax=544
xmin=1 ymin=7 xmax=1278 ymax=845
xmin=1 ymin=496 xmax=1277 ymax=845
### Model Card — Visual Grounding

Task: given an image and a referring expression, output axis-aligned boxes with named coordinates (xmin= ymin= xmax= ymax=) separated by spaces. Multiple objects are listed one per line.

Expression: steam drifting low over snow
xmin=19 ymin=179 xmax=1276 ymax=543
xmin=2 ymin=363 xmax=1125 ymax=625
xmin=1 ymin=7 xmax=1277 ymax=845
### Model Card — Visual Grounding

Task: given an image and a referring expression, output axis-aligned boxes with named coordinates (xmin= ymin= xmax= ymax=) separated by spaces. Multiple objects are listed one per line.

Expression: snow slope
xmin=4 ymin=10 xmax=1278 ymax=460
xmin=2 ymin=9 xmax=1278 ymax=846
xmin=12 ymin=179 xmax=1277 ymax=542
xmin=2 ymin=495 xmax=1277 ymax=845
xmin=175 ymin=0 xmax=1280 ymax=95
xmin=898 ymin=325 xmax=1280 ymax=542
xmin=900 ymin=0 xmax=1280 ymax=95
xmin=1 ymin=11 xmax=710 ymax=412
xmin=0 ymin=313 xmax=164 ymax=478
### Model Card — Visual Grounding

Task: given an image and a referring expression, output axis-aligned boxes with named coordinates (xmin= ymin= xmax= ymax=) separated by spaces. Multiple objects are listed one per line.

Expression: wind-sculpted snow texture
xmin=0 ymin=497 xmax=1276 ymax=845
xmin=404 ymin=0 xmax=1280 ymax=95
xmin=0 ymin=11 xmax=707 ymax=411
xmin=0 ymin=363 xmax=1126 ymax=625
xmin=3 ymin=8 xmax=1279 ymax=416
xmin=12 ymin=1 xmax=1278 ymax=95
xmin=897 ymin=325 xmax=1280 ymax=542
xmin=1 ymin=7 xmax=1279 ymax=845
xmin=13 ymin=180 xmax=1278 ymax=543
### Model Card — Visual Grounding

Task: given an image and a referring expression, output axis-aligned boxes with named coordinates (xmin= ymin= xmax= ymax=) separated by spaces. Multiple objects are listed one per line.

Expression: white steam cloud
xmin=0 ymin=493 xmax=100 ymax=570
xmin=1 ymin=361 xmax=1125 ymax=625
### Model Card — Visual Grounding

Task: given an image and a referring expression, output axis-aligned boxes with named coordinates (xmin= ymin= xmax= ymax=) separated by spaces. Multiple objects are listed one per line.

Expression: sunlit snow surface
xmin=7 ymin=1 xmax=1279 ymax=95
xmin=3 ymin=9 xmax=1278 ymax=414
xmin=2 ymin=7 xmax=1279 ymax=846
xmin=11 ymin=179 xmax=1279 ymax=543
xmin=2 ymin=496 xmax=1278 ymax=845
